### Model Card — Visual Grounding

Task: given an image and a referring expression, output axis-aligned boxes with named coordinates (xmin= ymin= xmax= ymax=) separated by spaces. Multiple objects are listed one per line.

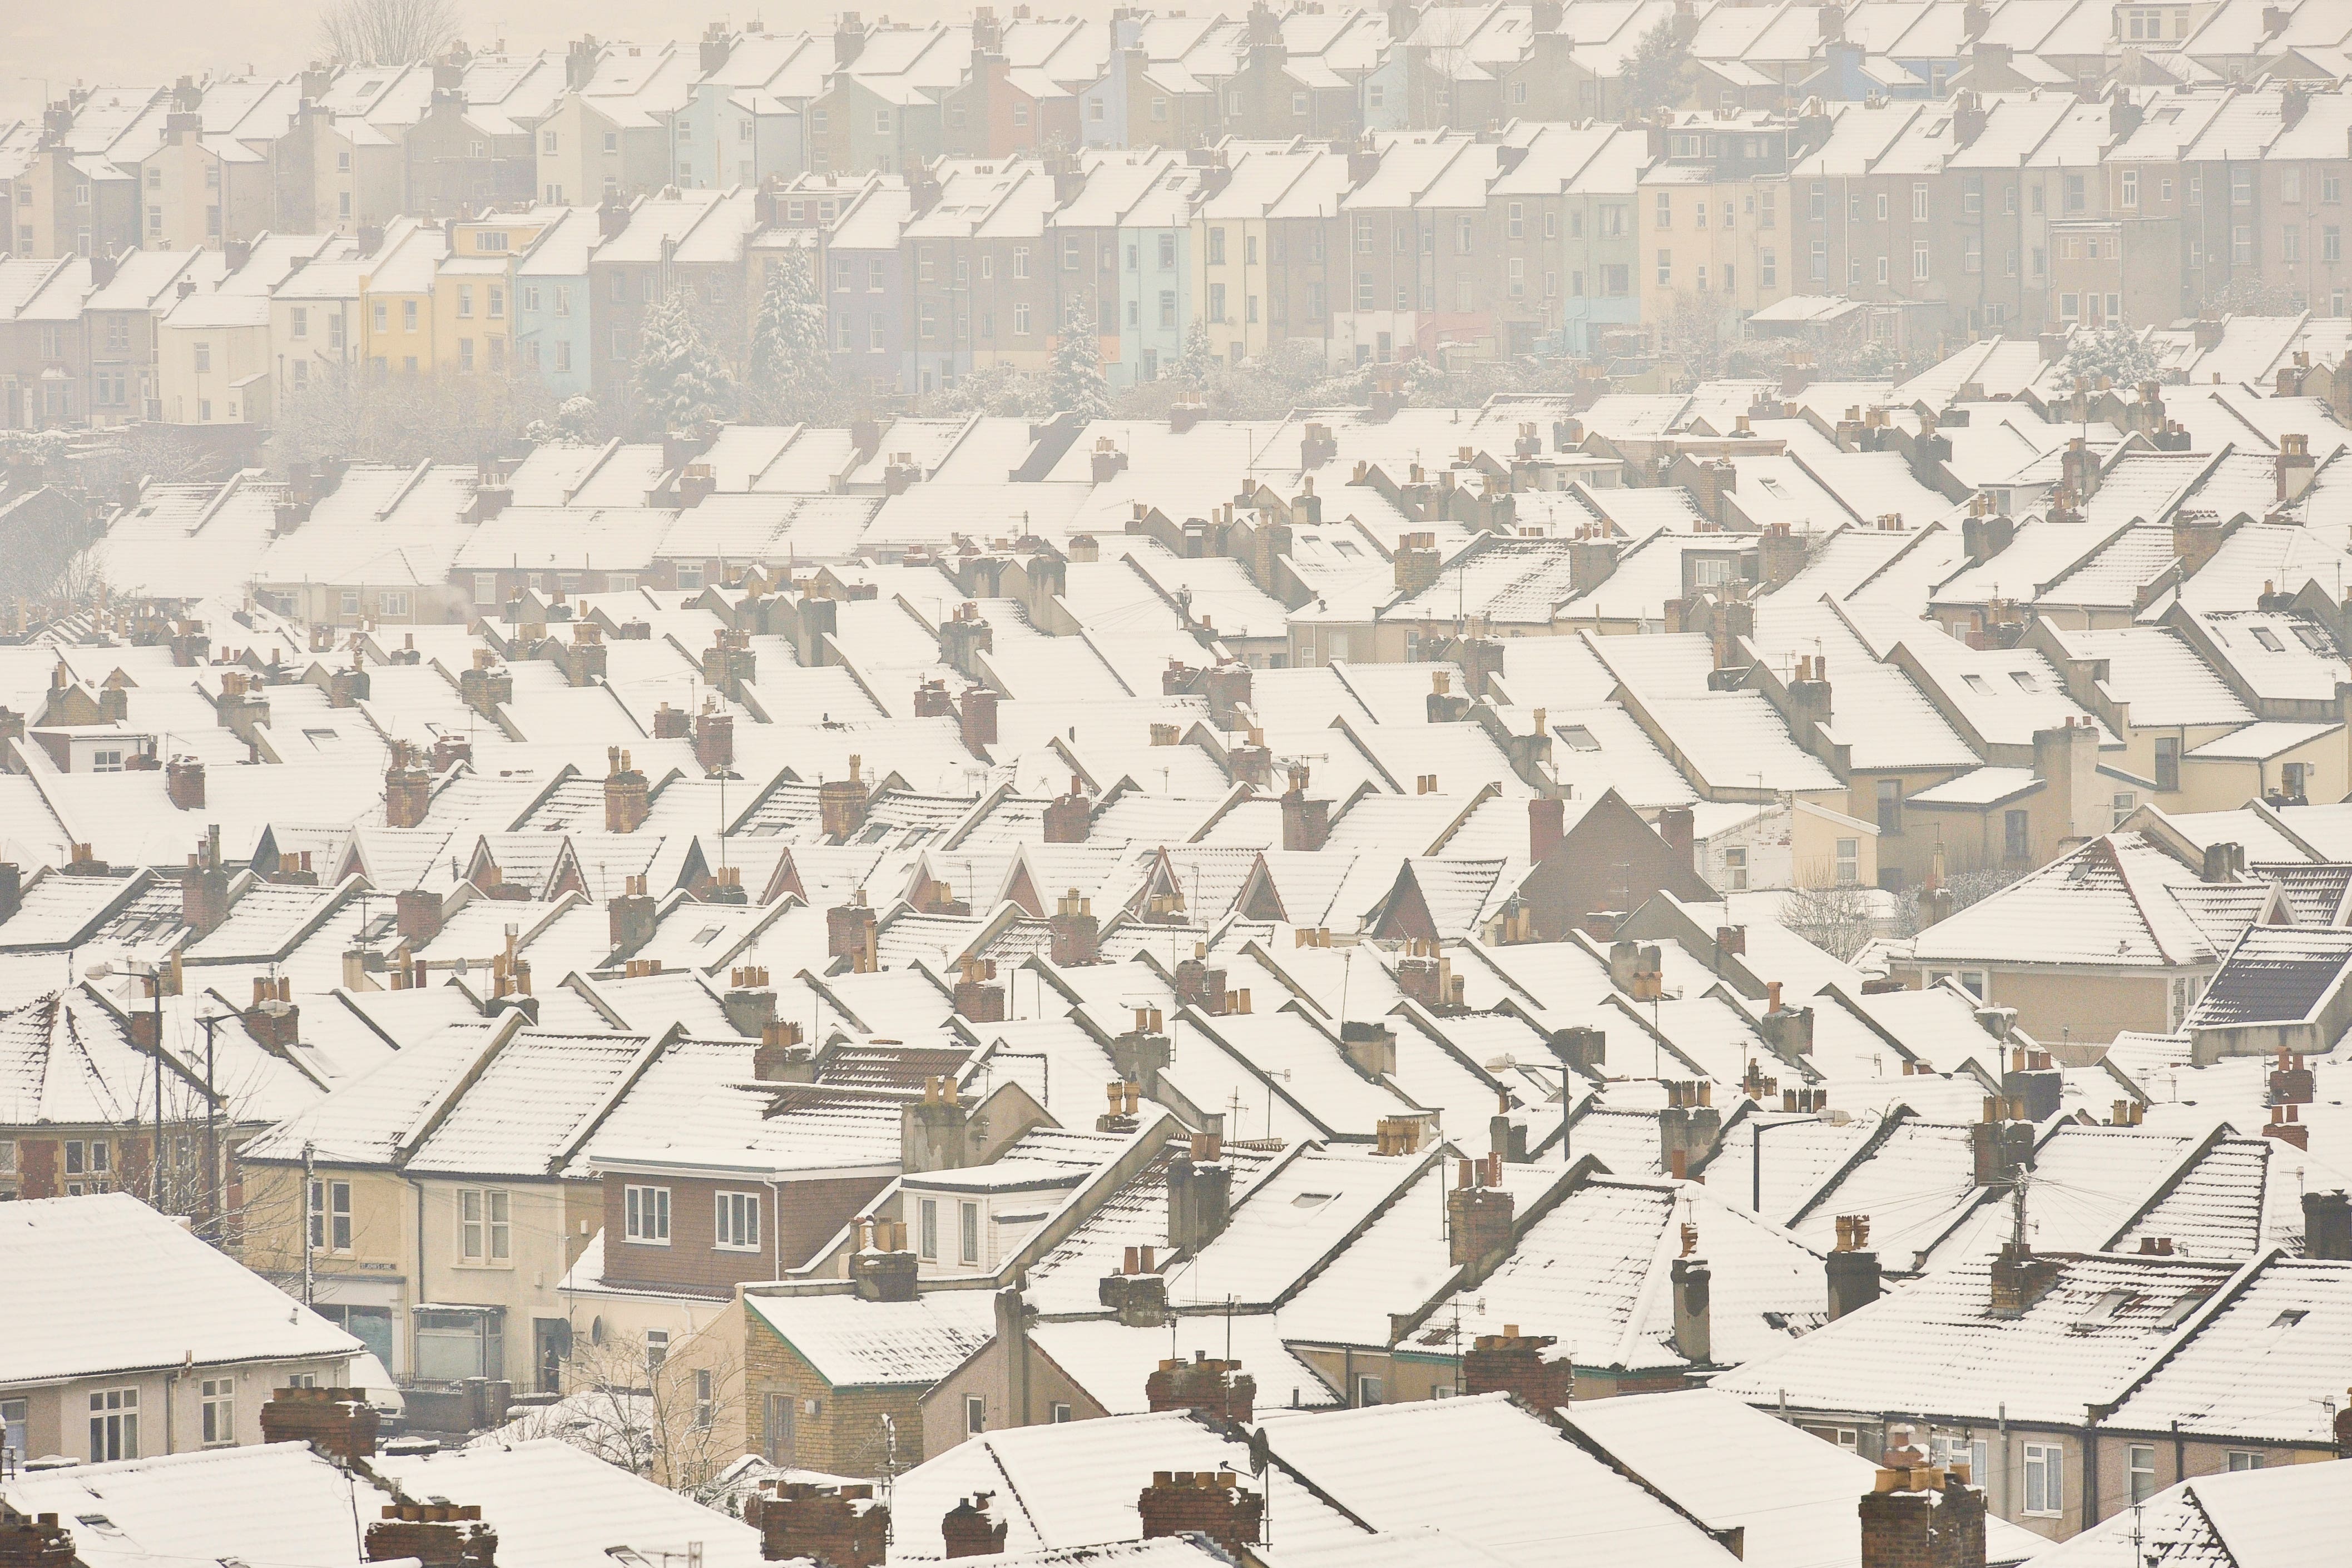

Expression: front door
xmin=532 ymin=1318 xmax=571 ymax=1393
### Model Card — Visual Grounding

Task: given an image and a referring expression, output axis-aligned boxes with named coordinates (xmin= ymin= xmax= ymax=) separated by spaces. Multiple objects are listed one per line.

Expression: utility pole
xmin=301 ymin=1139 xmax=316 ymax=1304
xmin=150 ymin=970 xmax=164 ymax=1208
xmin=195 ymin=1013 xmax=226 ymax=1233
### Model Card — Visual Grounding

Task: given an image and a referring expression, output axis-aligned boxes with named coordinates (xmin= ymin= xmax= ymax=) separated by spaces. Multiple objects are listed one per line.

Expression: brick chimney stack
xmin=1529 ymin=796 xmax=1565 ymax=863
xmin=384 ymin=737 xmax=434 ymax=825
xmin=1828 ymin=1213 xmax=1883 ymax=1319
xmin=182 ymin=825 xmax=231 ymax=938
xmin=1280 ymin=764 xmax=1329 ymax=852
xmin=1145 ymin=1351 xmax=1256 ymax=1423
xmin=755 ymin=1020 xmax=812 ymax=1081
xmin=1859 ymin=1427 xmax=1987 ymax=1568
xmin=364 ymin=1504 xmax=496 ymax=1567
xmin=849 ymin=1217 xmax=919 ymax=1301
xmin=607 ymin=875 xmax=657 ymax=955
xmin=0 ymin=1503 xmax=73 ymax=1567
xmin=603 ymin=748 xmax=649 ymax=833
xmin=1462 ymin=1326 xmax=1573 ymax=1408
xmin=1137 ymin=1471 xmax=1262 ymax=1555
xmin=1048 ymin=888 xmax=1100 ymax=965
xmin=1042 ymin=776 xmax=1092 ymax=842
xmin=744 ymin=1481 xmax=888 ymax=1567
xmin=828 ymin=888 xmax=879 ymax=972
xmin=2304 ymin=1189 xmax=2351 ymax=1261
xmin=259 ymin=1384 xmax=379 ymax=1460
xmin=244 ymin=975 xmax=299 ymax=1050
xmin=1100 ymin=1243 xmax=1169 ymax=1326
xmin=166 ymin=756 xmax=206 ymax=810
xmin=903 ymin=1075 xmax=970 ymax=1174
xmin=1447 ymin=1155 xmax=1514 ymax=1273
xmin=693 ymin=703 xmax=734 ymax=771
xmin=819 ymin=756 xmax=870 ymax=840
xmin=1671 ymin=1230 xmax=1712 ymax=1364
xmin=1168 ymin=1131 xmax=1233 ymax=1252
xmin=954 ymin=956 xmax=1006 ymax=1022
xmin=942 ymin=1493 xmax=1007 ymax=1559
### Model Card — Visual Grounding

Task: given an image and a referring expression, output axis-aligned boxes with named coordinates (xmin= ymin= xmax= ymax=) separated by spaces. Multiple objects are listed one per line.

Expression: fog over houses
xmin=3 ymin=3 xmax=2352 ymax=1567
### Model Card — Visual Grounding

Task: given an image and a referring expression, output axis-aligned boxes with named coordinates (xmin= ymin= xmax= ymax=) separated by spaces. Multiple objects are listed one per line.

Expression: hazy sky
xmin=2 ymin=0 xmax=1047 ymax=121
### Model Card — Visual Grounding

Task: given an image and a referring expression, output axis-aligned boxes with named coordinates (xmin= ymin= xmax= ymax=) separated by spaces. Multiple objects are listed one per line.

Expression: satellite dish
xmin=85 ymin=961 xmax=115 ymax=980
xmin=454 ymin=957 xmax=470 ymax=977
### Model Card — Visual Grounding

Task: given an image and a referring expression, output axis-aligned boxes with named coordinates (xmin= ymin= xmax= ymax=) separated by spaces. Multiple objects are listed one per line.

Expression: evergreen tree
xmin=745 ymin=257 xmax=836 ymax=424
xmin=632 ymin=284 xmax=736 ymax=434
xmin=1622 ymin=16 xmax=1692 ymax=116
xmin=1177 ymin=320 xmax=1217 ymax=390
xmin=1046 ymin=294 xmax=1112 ymax=422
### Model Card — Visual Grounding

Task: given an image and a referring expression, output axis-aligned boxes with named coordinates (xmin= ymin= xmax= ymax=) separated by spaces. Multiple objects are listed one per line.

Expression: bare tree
xmin=278 ymin=363 xmax=557 ymax=472
xmin=499 ymin=1329 xmax=746 ymax=1503
xmin=1779 ymin=884 xmax=1881 ymax=962
xmin=319 ymin=0 xmax=462 ymax=65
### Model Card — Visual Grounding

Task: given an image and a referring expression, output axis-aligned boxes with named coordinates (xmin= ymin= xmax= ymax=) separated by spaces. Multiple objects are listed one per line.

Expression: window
xmin=965 ymin=1396 xmax=987 ymax=1435
xmin=2128 ymin=1445 xmax=2156 ymax=1504
xmin=2121 ymin=170 xmax=2138 ymax=208
xmin=2226 ymin=1451 xmax=2262 ymax=1472
xmin=373 ymin=300 xmax=388 ymax=332
xmin=1912 ymin=183 xmax=1928 ymax=222
xmin=1913 ymin=242 xmax=1929 ymax=281
xmin=1051 ymin=1402 xmax=1072 ymax=1422
xmin=489 ymin=286 xmax=504 ymax=320
xmin=1723 ymin=846 xmax=1749 ymax=891
xmin=1762 ymin=250 xmax=1776 ymax=288
xmin=1876 ymin=779 xmax=1902 ymax=835
xmin=1356 ymin=1374 xmax=1383 ymax=1407
xmin=193 ymin=342 xmax=211 ymax=373
xmin=200 ymin=1379 xmax=235 ymax=1446
xmin=2004 ymin=810 xmax=2030 ymax=863
xmin=2233 ymin=225 xmax=2252 ymax=264
xmin=2022 ymin=1443 xmax=2063 ymax=1516
xmin=459 ymin=1188 xmax=511 ymax=1263
xmin=1012 ymin=247 xmax=1029 ymax=278
xmin=309 ymin=1179 xmax=352 ymax=1251
xmin=1293 ymin=92 xmax=1308 ymax=117
xmin=625 ymin=1184 xmax=670 ymax=1243
xmin=2 ymin=1398 xmax=24 ymax=1471
xmin=290 ymin=306 xmax=309 ymax=340
xmin=1013 ymin=302 xmax=1031 ymax=335
xmin=646 ymin=1328 xmax=669 ymax=1370
xmin=474 ymin=572 xmax=499 ymax=604
xmin=403 ymin=300 xmax=418 ymax=331
xmin=716 ymin=1190 xmax=760 ymax=1251
xmin=693 ymin=1369 xmax=714 ymax=1428
xmin=90 ymin=1389 xmax=138 ymax=1461
xmin=1836 ymin=838 xmax=1859 ymax=886
xmin=2326 ymin=227 xmax=2343 ymax=263
xmin=960 ymin=1200 xmax=981 ymax=1265
xmin=1209 ymin=282 xmax=1226 ymax=323
xmin=1657 ymin=249 xmax=1671 ymax=286
xmin=2152 ymin=735 xmax=2181 ymax=792
xmin=1656 ymin=192 xmax=1671 ymax=229
xmin=919 ymin=1198 xmax=939 ymax=1259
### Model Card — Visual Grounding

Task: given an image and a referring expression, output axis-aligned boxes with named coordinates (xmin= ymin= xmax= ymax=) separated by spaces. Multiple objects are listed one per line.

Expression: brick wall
xmin=601 ymin=1172 xmax=890 ymax=1295
xmin=745 ymin=1311 xmax=933 ymax=1475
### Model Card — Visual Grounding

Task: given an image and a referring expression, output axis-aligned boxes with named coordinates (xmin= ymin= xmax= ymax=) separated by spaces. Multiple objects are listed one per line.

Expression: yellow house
xmin=359 ymin=218 xmax=449 ymax=373
xmin=430 ymin=214 xmax=558 ymax=376
xmin=1638 ymin=150 xmax=1789 ymax=351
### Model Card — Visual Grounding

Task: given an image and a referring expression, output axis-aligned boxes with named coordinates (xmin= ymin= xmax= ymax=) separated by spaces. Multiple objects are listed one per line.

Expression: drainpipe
xmin=409 ymin=1174 xmax=429 ymax=1380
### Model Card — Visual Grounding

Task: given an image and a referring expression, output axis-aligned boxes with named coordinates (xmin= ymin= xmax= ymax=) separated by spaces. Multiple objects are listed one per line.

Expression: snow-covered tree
xmin=1046 ymin=294 xmax=1112 ymax=421
xmin=745 ymin=258 xmax=836 ymax=424
xmin=632 ymin=284 xmax=736 ymax=434
xmin=525 ymin=395 xmax=602 ymax=445
xmin=1177 ymin=320 xmax=1218 ymax=390
xmin=2062 ymin=324 xmax=2160 ymax=394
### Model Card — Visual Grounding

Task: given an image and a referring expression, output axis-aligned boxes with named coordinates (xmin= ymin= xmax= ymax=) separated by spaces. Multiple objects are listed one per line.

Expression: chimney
xmin=849 ymin=1217 xmax=919 ymax=1301
xmin=259 ymin=1385 xmax=379 ymax=1461
xmin=1447 ymin=1156 xmax=1516 ymax=1273
xmin=1146 ymin=1352 xmax=1255 ymax=1423
xmin=2304 ymin=1190 xmax=2352 ymax=1260
xmin=693 ymin=708 xmax=734 ymax=771
xmin=959 ymin=686 xmax=999 ymax=752
xmin=1049 ymin=888 xmax=1100 ymax=965
xmin=755 ymin=1020 xmax=812 ymax=1081
xmin=1101 ymin=1244 xmax=1169 ymax=1326
xmin=602 ymin=748 xmax=649 ymax=832
xmin=827 ymin=889 xmax=879 ymax=972
xmin=364 ymin=1504 xmax=496 ymax=1567
xmin=1671 ymin=1249 xmax=1712 ymax=1364
xmin=2278 ymin=433 xmax=2316 ymax=504
xmin=903 ymin=1076 xmax=969 ymax=1174
xmin=1462 ymin=1327 xmax=1573 ymax=1408
xmin=1043 ymin=777 xmax=1091 ymax=842
xmin=745 ymin=1481 xmax=887 ymax=1568
xmin=364 ymin=881 xmax=429 ymax=949
xmin=1280 ymin=765 xmax=1329 ymax=852
xmin=953 ymin=957 xmax=1005 ymax=1023
xmin=1113 ymin=1009 xmax=1172 ymax=1096
xmin=607 ymin=875 xmax=656 ymax=956
xmin=1827 ymin=1214 xmax=1882 ymax=1319
xmin=1137 ymin=1472 xmax=1262 ymax=1556
xmin=1988 ymin=1242 xmax=2063 ymax=1316
xmin=1341 ymin=1021 xmax=1396 ymax=1079
xmin=182 ymin=826 xmax=231 ymax=939
xmin=0 ymin=1503 xmax=75 ymax=1566
xmin=241 ymin=976 xmax=300 ymax=1050
xmin=1168 ymin=1131 xmax=1232 ymax=1252
xmin=1394 ymin=532 xmax=1442 ymax=596
xmin=1759 ymin=999 xmax=1815 ymax=1062
xmin=166 ymin=756 xmax=205 ymax=810
xmin=1661 ymin=1080 xmax=1723 ymax=1173
xmin=1859 ymin=1429 xmax=1987 ymax=1568
xmin=942 ymin=1495 xmax=1007 ymax=1559
xmin=1529 ymin=796 xmax=1565 ymax=863
xmin=1656 ymin=805 xmax=1696 ymax=872
xmin=2002 ymin=1046 xmax=2064 ymax=1121
xmin=722 ymin=965 xmax=777 ymax=1037
xmin=820 ymin=756 xmax=870 ymax=839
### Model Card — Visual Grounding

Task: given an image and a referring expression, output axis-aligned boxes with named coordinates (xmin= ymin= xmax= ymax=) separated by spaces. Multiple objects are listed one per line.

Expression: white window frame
xmin=90 ymin=1387 xmax=139 ymax=1462
xmin=459 ymin=1187 xmax=512 ymax=1263
xmin=200 ymin=1378 xmax=235 ymax=1446
xmin=309 ymin=1178 xmax=352 ymax=1252
xmin=966 ymin=1395 xmax=987 ymax=1434
xmin=2022 ymin=1442 xmax=2064 ymax=1517
xmin=919 ymin=1197 xmax=939 ymax=1259
xmin=716 ymin=1189 xmax=761 ymax=1252
xmin=625 ymin=1184 xmax=671 ymax=1244
xmin=960 ymin=1200 xmax=981 ymax=1266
